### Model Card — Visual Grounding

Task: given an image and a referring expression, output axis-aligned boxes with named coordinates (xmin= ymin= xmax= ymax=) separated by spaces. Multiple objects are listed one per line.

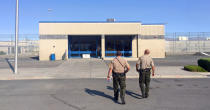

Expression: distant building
xmin=0 ymin=40 xmax=39 ymax=55
xmin=207 ymin=37 xmax=210 ymax=40
xmin=178 ymin=36 xmax=188 ymax=41
xmin=39 ymin=20 xmax=165 ymax=61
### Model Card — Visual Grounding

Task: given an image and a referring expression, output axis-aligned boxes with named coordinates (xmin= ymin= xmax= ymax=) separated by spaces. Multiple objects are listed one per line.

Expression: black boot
xmin=114 ymin=95 xmax=118 ymax=102
xmin=114 ymin=92 xmax=119 ymax=102
xmin=142 ymin=93 xmax=145 ymax=98
xmin=145 ymin=93 xmax=149 ymax=98
xmin=121 ymin=98 xmax=126 ymax=105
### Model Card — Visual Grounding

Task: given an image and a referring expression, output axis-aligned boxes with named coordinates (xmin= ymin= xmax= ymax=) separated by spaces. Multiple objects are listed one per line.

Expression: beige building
xmin=39 ymin=21 xmax=165 ymax=61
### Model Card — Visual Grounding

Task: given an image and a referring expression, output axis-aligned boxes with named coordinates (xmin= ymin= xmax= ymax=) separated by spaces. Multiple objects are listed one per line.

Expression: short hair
xmin=144 ymin=49 xmax=150 ymax=55
xmin=116 ymin=51 xmax=122 ymax=56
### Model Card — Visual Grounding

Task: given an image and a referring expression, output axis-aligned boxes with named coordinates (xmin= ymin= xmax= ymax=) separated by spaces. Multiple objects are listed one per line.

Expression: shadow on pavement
xmin=5 ymin=58 xmax=14 ymax=72
xmin=84 ymin=88 xmax=118 ymax=103
xmin=106 ymin=86 xmax=142 ymax=99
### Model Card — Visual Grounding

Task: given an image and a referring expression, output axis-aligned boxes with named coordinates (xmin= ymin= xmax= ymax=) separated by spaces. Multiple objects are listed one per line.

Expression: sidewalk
xmin=0 ymin=59 xmax=209 ymax=80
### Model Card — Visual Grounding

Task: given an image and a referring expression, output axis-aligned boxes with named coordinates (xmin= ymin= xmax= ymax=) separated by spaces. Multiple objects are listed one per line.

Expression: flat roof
xmin=142 ymin=23 xmax=166 ymax=25
xmin=39 ymin=21 xmax=165 ymax=25
xmin=39 ymin=21 xmax=141 ymax=23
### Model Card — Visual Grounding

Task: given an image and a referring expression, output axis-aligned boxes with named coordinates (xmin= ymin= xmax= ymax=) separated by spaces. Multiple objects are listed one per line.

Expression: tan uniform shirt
xmin=136 ymin=55 xmax=154 ymax=69
xmin=109 ymin=57 xmax=130 ymax=73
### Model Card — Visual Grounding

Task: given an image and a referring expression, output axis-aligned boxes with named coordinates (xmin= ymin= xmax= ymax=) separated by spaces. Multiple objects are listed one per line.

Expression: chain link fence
xmin=165 ymin=32 xmax=210 ymax=55
xmin=0 ymin=34 xmax=39 ymax=56
xmin=0 ymin=34 xmax=66 ymax=70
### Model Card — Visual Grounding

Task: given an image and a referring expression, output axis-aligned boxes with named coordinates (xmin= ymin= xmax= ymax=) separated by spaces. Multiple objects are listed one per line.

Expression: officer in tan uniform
xmin=136 ymin=49 xmax=155 ymax=98
xmin=107 ymin=51 xmax=130 ymax=104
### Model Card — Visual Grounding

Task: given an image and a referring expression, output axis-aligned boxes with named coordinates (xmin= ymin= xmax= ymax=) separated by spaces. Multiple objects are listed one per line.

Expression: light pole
xmin=14 ymin=0 xmax=19 ymax=74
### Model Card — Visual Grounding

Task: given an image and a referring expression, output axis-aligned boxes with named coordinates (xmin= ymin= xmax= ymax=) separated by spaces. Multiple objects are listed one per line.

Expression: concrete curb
xmin=0 ymin=75 xmax=208 ymax=80
xmin=95 ymin=75 xmax=208 ymax=79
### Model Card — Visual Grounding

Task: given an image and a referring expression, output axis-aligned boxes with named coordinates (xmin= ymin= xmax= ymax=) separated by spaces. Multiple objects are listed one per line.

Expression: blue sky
xmin=0 ymin=0 xmax=210 ymax=34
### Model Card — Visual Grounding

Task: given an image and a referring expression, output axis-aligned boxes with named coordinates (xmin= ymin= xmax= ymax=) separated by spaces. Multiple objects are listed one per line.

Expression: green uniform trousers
xmin=139 ymin=70 xmax=151 ymax=97
xmin=112 ymin=73 xmax=126 ymax=100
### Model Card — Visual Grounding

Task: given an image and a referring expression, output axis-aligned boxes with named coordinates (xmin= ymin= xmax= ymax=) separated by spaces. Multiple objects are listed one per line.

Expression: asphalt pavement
xmin=1 ymin=55 xmax=209 ymax=69
xmin=0 ymin=78 xmax=209 ymax=110
xmin=0 ymin=55 xmax=210 ymax=79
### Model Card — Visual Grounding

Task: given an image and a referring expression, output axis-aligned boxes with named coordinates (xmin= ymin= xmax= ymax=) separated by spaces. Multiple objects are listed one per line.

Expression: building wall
xmin=138 ymin=24 xmax=165 ymax=58
xmin=141 ymin=25 xmax=165 ymax=35
xmin=101 ymin=35 xmax=105 ymax=58
xmin=132 ymin=36 xmax=138 ymax=58
xmin=138 ymin=39 xmax=165 ymax=58
xmin=39 ymin=23 xmax=141 ymax=35
xmin=166 ymin=40 xmax=210 ymax=54
xmin=39 ymin=22 xmax=165 ymax=60
xmin=39 ymin=39 xmax=68 ymax=61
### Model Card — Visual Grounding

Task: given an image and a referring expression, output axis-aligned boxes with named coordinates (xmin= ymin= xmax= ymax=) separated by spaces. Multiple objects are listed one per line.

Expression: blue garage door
xmin=105 ymin=35 xmax=133 ymax=57
xmin=68 ymin=35 xmax=101 ymax=58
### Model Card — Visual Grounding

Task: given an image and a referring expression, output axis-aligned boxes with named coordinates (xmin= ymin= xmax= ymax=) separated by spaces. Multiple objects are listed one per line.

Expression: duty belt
xmin=112 ymin=72 xmax=126 ymax=77
xmin=140 ymin=68 xmax=151 ymax=72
